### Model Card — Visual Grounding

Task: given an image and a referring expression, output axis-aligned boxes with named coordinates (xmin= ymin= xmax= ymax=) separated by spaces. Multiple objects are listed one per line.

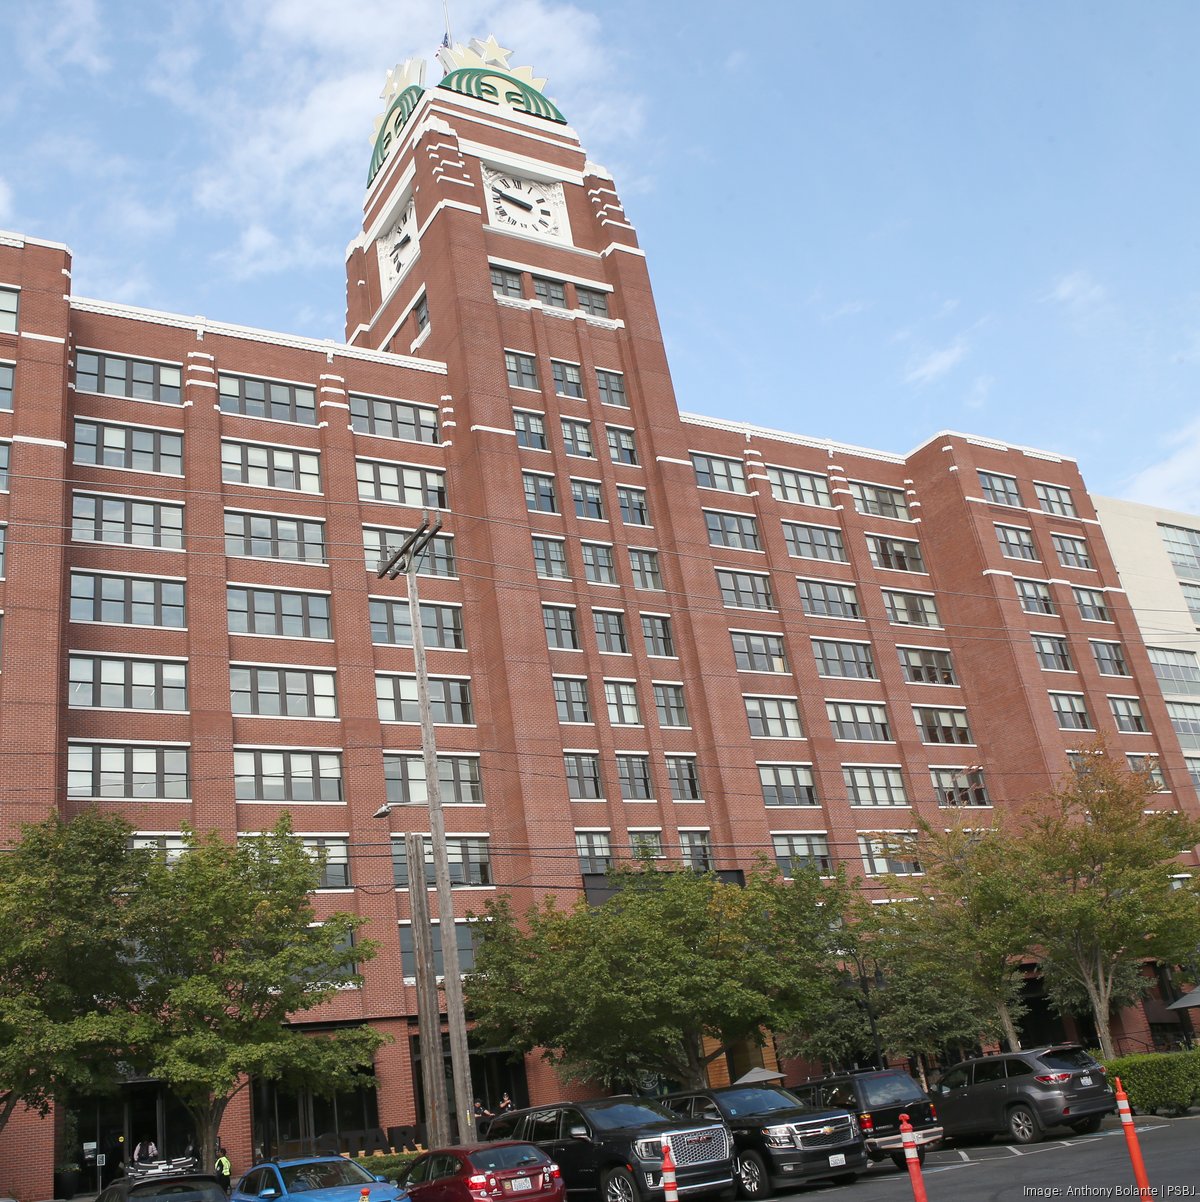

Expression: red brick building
xmin=0 ymin=36 xmax=1195 ymax=1200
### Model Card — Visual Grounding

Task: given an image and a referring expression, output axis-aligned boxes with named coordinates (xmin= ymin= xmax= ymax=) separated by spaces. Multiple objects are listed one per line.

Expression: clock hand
xmin=494 ymin=188 xmax=534 ymax=212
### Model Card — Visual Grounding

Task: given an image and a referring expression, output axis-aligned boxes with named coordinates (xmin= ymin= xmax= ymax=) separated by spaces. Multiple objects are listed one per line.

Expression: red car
xmin=400 ymin=1143 xmax=564 ymax=1202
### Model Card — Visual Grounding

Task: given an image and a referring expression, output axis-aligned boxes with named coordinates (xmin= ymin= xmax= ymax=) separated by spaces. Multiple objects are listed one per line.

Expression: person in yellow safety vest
xmin=215 ymin=1147 xmax=231 ymax=1193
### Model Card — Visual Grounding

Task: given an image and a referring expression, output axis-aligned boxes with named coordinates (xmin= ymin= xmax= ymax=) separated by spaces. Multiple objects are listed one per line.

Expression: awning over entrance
xmin=1167 ymin=986 xmax=1200 ymax=1010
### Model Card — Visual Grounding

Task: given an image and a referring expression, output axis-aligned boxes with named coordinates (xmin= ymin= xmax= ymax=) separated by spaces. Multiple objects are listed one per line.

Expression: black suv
xmin=789 ymin=1069 xmax=941 ymax=1170
xmin=661 ymin=1084 xmax=866 ymax=1196
xmin=932 ymin=1046 xmax=1114 ymax=1144
xmin=484 ymin=1097 xmax=735 ymax=1202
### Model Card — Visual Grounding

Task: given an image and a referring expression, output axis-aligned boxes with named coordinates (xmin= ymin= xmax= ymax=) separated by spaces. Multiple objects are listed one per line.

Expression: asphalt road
xmin=777 ymin=1115 xmax=1199 ymax=1200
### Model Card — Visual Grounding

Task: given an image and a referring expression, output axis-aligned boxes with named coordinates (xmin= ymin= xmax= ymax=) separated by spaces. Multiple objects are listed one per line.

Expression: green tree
xmin=0 ymin=811 xmax=143 ymax=1139
xmin=125 ymin=817 xmax=386 ymax=1170
xmin=466 ymin=864 xmax=847 ymax=1088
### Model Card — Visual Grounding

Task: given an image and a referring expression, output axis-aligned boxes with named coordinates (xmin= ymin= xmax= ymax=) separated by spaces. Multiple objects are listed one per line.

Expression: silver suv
xmin=932 ymin=1045 xmax=1114 ymax=1144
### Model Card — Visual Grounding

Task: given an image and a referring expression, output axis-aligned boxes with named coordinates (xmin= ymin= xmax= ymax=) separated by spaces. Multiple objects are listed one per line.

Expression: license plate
xmin=827 ymin=1154 xmax=846 ymax=1167
xmin=1079 ymin=1075 xmax=1093 ymax=1087
xmin=508 ymin=1179 xmax=532 ymax=1192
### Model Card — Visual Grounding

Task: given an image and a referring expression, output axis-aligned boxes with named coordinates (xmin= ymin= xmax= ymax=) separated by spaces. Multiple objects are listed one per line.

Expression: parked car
xmin=400 ymin=1142 xmax=564 ymax=1202
xmin=98 ymin=1172 xmax=228 ymax=1202
xmin=661 ymin=1084 xmax=866 ymax=1196
xmin=483 ymin=1096 xmax=735 ymax=1202
xmin=931 ymin=1045 xmax=1115 ymax=1144
xmin=231 ymin=1155 xmax=408 ymax=1202
xmin=789 ymin=1069 xmax=941 ymax=1170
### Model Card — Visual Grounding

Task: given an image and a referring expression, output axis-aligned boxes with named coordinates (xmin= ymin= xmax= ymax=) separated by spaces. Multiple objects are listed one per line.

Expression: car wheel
xmin=1070 ymin=1115 xmax=1103 ymax=1135
xmin=734 ymin=1150 xmax=770 ymax=1200
xmin=603 ymin=1168 xmax=638 ymax=1202
xmin=1007 ymin=1104 xmax=1042 ymax=1145
xmin=889 ymin=1146 xmax=925 ymax=1170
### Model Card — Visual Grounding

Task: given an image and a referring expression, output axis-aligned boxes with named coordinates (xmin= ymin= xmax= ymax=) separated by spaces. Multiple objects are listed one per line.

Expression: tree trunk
xmin=997 ymin=1000 xmax=1022 ymax=1052
xmin=190 ymin=1093 xmax=233 ymax=1182
xmin=1083 ymin=976 xmax=1115 ymax=1060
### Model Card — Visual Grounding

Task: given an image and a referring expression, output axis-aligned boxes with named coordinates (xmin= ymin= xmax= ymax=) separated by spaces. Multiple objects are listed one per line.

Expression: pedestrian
xmin=473 ymin=1098 xmax=493 ymax=1122
xmin=133 ymin=1138 xmax=158 ymax=1164
xmin=498 ymin=1093 xmax=513 ymax=1114
xmin=215 ymin=1146 xmax=231 ymax=1194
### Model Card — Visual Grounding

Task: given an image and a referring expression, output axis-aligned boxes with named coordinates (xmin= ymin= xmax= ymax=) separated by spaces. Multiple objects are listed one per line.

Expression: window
xmin=773 ymin=833 xmax=832 ymax=875
xmin=605 ymin=679 xmax=642 ymax=725
xmin=914 ymin=705 xmax=973 ymax=744
xmin=617 ymin=755 xmax=654 ymax=800
xmin=760 ymin=764 xmax=816 ymax=806
xmin=629 ymin=829 xmax=664 ymax=857
xmin=1053 ymin=533 xmax=1093 ymax=569
xmin=561 ymin=418 xmax=593 ymax=458
xmin=365 ymin=526 xmax=456 ymax=577
xmin=783 ymin=522 xmax=846 ymax=562
xmin=222 ymin=440 xmax=321 ymax=493
xmin=995 ymin=524 xmax=1038 ymax=561
xmin=1035 ymin=482 xmax=1077 ymax=516
xmin=505 ymin=351 xmax=539 ymax=390
xmin=564 ymin=753 xmax=603 ymax=799
xmin=571 ymin=479 xmax=605 ymax=519
xmin=131 ymin=834 xmax=189 ymax=863
xmin=0 ymin=362 xmax=12 ymax=410
xmin=615 ymin=487 xmax=649 ymax=526
xmin=219 ymin=373 xmax=315 ymax=424
xmin=1016 ymin=578 xmax=1056 ymax=615
xmin=552 ymin=360 xmax=585 ymax=399
xmin=596 ymin=369 xmax=627 ymax=407
xmin=0 ymin=442 xmax=7 ymax=491
xmin=641 ymin=613 xmax=674 ymax=657
xmin=680 ymin=829 xmax=712 ymax=871
xmin=393 ymin=836 xmax=492 ymax=887
xmin=73 ymin=493 xmax=183 ymax=549
xmin=593 ymin=609 xmax=628 ymax=653
xmin=798 ymin=579 xmax=860 ymax=619
xmin=554 ymin=677 xmax=591 ymax=723
xmin=767 ymin=466 xmax=831 ymax=507
xmin=1159 ymin=523 xmax=1200 ymax=580
xmin=697 ymin=511 xmax=756 ymax=552
xmin=883 ymin=590 xmax=940 ymax=627
xmin=233 ymin=666 xmax=337 ymax=718
xmin=225 ymin=510 xmax=324 ymax=563
xmin=490 ymin=266 xmax=523 ymax=298
xmin=413 ymin=295 xmax=429 ymax=331
xmin=533 ymin=276 xmax=567 ymax=308
xmin=1109 ymin=696 xmax=1147 ymax=733
xmin=532 ymin=536 xmax=569 ymax=578
xmin=1126 ymin=754 xmax=1167 ymax=790
xmin=356 ymin=459 xmax=446 ymax=507
xmin=1147 ymin=646 xmax=1200 ymax=695
xmin=299 ymin=837 xmax=350 ymax=888
xmin=349 ymin=394 xmax=439 ymax=443
xmin=544 ymin=605 xmax=579 ymax=649
xmin=1168 ymin=702 xmax=1200 ymax=748
xmin=978 ymin=471 xmax=1022 ymax=507
xmin=0 ymin=288 xmax=16 ymax=335
xmin=1092 ymin=641 xmax=1130 ymax=676
xmin=384 ymin=755 xmax=483 ymax=805
xmin=576 ymin=286 xmax=609 ymax=317
xmin=376 ymin=675 xmax=472 ymax=723
xmin=812 ymin=638 xmax=875 ymax=679
xmin=745 ymin=696 xmax=803 ymax=738
xmin=1050 ymin=692 xmax=1092 ymax=730
xmin=75 ymin=420 xmax=183 ymax=474
xmin=733 ymin=631 xmax=788 ymax=673
xmin=654 ymin=682 xmax=689 ymax=727
xmin=71 ymin=572 xmax=185 ymax=628
xmin=629 ymin=548 xmax=662 ymax=590
xmin=369 ymin=599 xmax=463 ymax=649
xmin=691 ymin=452 xmax=746 ymax=493
xmin=69 ymin=655 xmax=187 ymax=711
xmin=667 ymin=757 xmax=702 ymax=801
xmin=399 ymin=921 xmax=481 ymax=977
xmin=827 ymin=701 xmax=891 ymax=741
xmin=931 ymin=766 xmax=990 ymax=807
xmin=718 ymin=570 xmax=775 ymax=610
xmin=863 ymin=533 xmax=925 ymax=574
xmin=858 ymin=834 xmax=921 ymax=876
xmin=844 ymin=765 xmax=908 ymax=806
xmin=575 ymin=830 xmax=613 ymax=874
xmin=68 ymin=744 xmax=189 ymax=799
xmin=77 ymin=351 xmax=182 ymax=404
xmin=234 ymin=749 xmax=342 ymax=802
xmin=514 ymin=409 xmax=547 ymax=449
xmin=230 ymin=587 xmax=331 ymax=639
xmin=583 ymin=542 xmax=617 ymax=584
xmin=897 ymin=645 xmax=956 ymax=684
xmin=848 ymin=481 xmax=909 ymax=520
xmin=1073 ymin=587 xmax=1110 ymax=622
xmin=1032 ymin=634 xmax=1075 ymax=672
xmin=1182 ymin=582 xmax=1200 ymax=625
xmin=607 ymin=426 xmax=638 ymax=465
xmin=523 ymin=471 xmax=557 ymax=513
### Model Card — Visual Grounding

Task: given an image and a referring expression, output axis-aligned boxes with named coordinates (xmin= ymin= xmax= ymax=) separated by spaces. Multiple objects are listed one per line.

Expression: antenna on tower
xmin=440 ymin=0 xmax=453 ymax=49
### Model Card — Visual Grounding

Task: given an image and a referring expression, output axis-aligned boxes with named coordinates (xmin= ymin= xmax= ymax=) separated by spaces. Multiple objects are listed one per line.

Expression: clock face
xmin=377 ymin=199 xmax=418 ymax=295
xmin=482 ymin=167 xmax=568 ymax=242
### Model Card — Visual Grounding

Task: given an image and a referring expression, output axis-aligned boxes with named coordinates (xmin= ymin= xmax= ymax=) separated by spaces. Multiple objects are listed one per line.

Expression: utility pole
xmin=377 ymin=514 xmax=477 ymax=1145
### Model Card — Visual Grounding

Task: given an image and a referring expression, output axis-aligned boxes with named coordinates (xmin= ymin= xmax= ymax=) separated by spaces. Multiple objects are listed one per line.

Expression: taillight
xmin=548 ymin=1164 xmax=562 ymax=1181
xmin=929 ymin=1104 xmax=937 ymax=1121
xmin=858 ymin=1112 xmax=874 ymax=1132
xmin=467 ymin=1175 xmax=490 ymax=1189
xmin=1035 ymin=1072 xmax=1072 ymax=1084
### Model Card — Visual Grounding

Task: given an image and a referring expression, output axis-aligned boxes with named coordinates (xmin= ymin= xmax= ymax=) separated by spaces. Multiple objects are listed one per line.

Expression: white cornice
xmin=0 ymin=228 xmax=71 ymax=253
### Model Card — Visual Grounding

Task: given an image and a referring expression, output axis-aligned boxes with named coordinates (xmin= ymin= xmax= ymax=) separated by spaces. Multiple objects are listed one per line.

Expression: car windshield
xmin=1039 ymin=1048 xmax=1097 ymax=1072
xmin=131 ymin=1183 xmax=227 ymax=1202
xmin=281 ymin=1161 xmax=375 ymax=1192
xmin=586 ymin=1100 xmax=678 ymax=1130
xmin=858 ymin=1073 xmax=926 ymax=1107
xmin=713 ymin=1088 xmax=802 ymax=1116
xmin=468 ymin=1146 xmax=549 ymax=1171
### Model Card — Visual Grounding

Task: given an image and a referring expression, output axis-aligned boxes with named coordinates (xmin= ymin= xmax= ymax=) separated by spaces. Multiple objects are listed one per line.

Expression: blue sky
xmin=2 ymin=0 xmax=1198 ymax=508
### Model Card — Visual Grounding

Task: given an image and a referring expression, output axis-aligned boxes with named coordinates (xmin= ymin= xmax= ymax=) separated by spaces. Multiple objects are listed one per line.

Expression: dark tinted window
xmin=281 ymin=1161 xmax=373 ymax=1192
xmin=559 ymin=1107 xmax=587 ymax=1136
xmin=972 ymin=1060 xmax=1006 ymax=1085
xmin=857 ymin=1073 xmax=926 ymax=1107
xmin=404 ymin=1157 xmax=432 ymax=1185
xmin=238 ymin=1170 xmax=264 ymax=1195
xmin=585 ymin=1099 xmax=677 ymax=1129
xmin=527 ymin=1109 xmax=561 ymax=1142
xmin=940 ymin=1067 xmax=969 ymax=1090
xmin=712 ymin=1087 xmax=802 ymax=1116
xmin=429 ymin=1155 xmax=460 ymax=1181
xmin=469 ymin=1145 xmax=550 ymax=1171
xmin=131 ymin=1184 xmax=227 ymax=1202
xmin=486 ymin=1114 xmax=523 ymax=1141
xmin=1006 ymin=1059 xmax=1035 ymax=1078
xmin=1038 ymin=1048 xmax=1098 ymax=1071
xmin=821 ymin=1083 xmax=858 ymax=1110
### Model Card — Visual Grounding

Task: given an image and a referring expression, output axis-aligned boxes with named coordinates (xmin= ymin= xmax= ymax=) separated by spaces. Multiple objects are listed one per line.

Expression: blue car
xmin=232 ymin=1156 xmax=408 ymax=1202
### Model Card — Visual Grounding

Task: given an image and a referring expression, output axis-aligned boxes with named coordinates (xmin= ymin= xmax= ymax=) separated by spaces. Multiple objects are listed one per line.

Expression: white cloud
xmin=1043 ymin=270 xmax=1109 ymax=322
xmin=905 ymin=339 xmax=968 ymax=386
xmin=16 ymin=0 xmax=110 ymax=76
xmin=1121 ymin=417 xmax=1200 ymax=512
